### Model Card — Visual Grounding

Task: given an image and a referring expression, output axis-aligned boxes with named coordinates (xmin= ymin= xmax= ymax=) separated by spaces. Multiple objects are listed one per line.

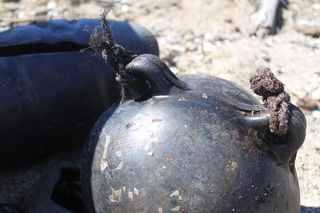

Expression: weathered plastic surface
xmin=0 ymin=19 xmax=159 ymax=54
xmin=82 ymin=55 xmax=306 ymax=212
xmin=0 ymin=19 xmax=159 ymax=167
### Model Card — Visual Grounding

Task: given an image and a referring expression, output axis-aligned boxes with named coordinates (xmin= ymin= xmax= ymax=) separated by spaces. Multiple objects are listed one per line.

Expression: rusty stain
xmin=167 ymin=153 xmax=174 ymax=161
xmin=230 ymin=130 xmax=239 ymax=140
xmin=158 ymin=191 xmax=165 ymax=199
xmin=230 ymin=130 xmax=240 ymax=145
xmin=159 ymin=190 xmax=170 ymax=203
xmin=251 ymin=110 xmax=257 ymax=115
xmin=100 ymin=134 xmax=111 ymax=171
xmin=209 ymin=183 xmax=215 ymax=193
xmin=152 ymin=118 xmax=163 ymax=122
xmin=109 ymin=187 xmax=122 ymax=203
xmin=231 ymin=139 xmax=240 ymax=146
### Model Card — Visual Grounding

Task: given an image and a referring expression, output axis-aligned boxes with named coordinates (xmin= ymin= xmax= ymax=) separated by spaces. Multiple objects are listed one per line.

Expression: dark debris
xmin=250 ymin=66 xmax=291 ymax=136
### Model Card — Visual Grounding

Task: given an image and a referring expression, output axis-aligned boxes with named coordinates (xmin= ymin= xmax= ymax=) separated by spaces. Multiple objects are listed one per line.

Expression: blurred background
xmin=0 ymin=0 xmax=319 ymax=211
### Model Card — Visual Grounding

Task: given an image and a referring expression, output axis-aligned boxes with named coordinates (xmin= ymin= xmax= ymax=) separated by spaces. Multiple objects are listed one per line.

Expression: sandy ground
xmin=0 ymin=0 xmax=319 ymax=211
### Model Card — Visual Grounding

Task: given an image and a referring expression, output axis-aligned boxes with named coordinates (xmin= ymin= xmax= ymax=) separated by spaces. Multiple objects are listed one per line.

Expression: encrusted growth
xmin=250 ymin=66 xmax=290 ymax=136
xmin=89 ymin=9 xmax=136 ymax=75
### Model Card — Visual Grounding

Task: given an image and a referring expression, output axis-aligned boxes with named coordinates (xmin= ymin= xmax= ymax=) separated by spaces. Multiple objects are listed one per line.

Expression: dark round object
xmin=82 ymin=54 xmax=306 ymax=212
xmin=0 ymin=19 xmax=159 ymax=167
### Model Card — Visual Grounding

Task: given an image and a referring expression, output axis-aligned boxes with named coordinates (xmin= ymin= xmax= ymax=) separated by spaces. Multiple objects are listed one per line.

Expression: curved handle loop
xmin=239 ymin=104 xmax=306 ymax=165
xmin=122 ymin=54 xmax=189 ymax=101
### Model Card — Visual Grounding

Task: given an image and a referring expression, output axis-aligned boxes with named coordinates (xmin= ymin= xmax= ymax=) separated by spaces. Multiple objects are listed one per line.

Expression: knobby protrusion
xmin=250 ymin=66 xmax=290 ymax=136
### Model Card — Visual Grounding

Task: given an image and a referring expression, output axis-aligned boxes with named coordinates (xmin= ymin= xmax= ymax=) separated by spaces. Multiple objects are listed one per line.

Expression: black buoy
xmin=81 ymin=17 xmax=306 ymax=213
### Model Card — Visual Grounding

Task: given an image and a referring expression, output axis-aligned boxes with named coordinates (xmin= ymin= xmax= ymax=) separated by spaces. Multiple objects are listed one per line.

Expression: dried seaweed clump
xmin=250 ymin=66 xmax=290 ymax=136
xmin=89 ymin=9 xmax=136 ymax=74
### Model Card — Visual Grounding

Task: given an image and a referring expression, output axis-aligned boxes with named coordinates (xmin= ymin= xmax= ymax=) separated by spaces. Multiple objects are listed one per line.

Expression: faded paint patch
xmin=177 ymin=196 xmax=183 ymax=201
xmin=109 ymin=187 xmax=122 ymax=203
xmin=115 ymin=161 xmax=124 ymax=171
xmin=128 ymin=191 xmax=133 ymax=201
xmin=147 ymin=151 xmax=154 ymax=156
xmin=115 ymin=150 xmax=122 ymax=158
xmin=202 ymin=93 xmax=208 ymax=99
xmin=178 ymin=97 xmax=187 ymax=101
xmin=134 ymin=187 xmax=139 ymax=195
xmin=170 ymin=190 xmax=179 ymax=197
xmin=100 ymin=134 xmax=111 ymax=171
xmin=114 ymin=139 xmax=121 ymax=148
xmin=170 ymin=190 xmax=183 ymax=201
xmin=171 ymin=206 xmax=180 ymax=211
xmin=158 ymin=207 xmax=163 ymax=213
xmin=226 ymin=160 xmax=238 ymax=173
xmin=145 ymin=142 xmax=155 ymax=156
xmin=231 ymin=161 xmax=238 ymax=173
